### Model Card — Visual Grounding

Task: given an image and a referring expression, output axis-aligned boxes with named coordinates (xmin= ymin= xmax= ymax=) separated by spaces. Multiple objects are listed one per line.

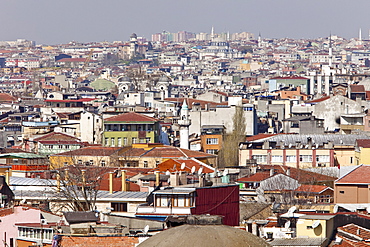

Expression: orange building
xmin=200 ymin=125 xmax=224 ymax=155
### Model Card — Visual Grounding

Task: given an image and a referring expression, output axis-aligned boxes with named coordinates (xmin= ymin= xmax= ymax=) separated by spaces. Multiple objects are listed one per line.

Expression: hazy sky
xmin=1 ymin=0 xmax=370 ymax=44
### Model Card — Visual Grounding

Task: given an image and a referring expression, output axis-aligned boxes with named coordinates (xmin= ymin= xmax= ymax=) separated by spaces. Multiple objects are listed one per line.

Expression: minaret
xmin=258 ymin=32 xmax=262 ymax=48
xmin=329 ymin=33 xmax=333 ymax=67
xmin=359 ymin=28 xmax=362 ymax=41
xmin=211 ymin=26 xmax=215 ymax=41
xmin=178 ymin=99 xmax=191 ymax=149
xmin=129 ymin=33 xmax=138 ymax=59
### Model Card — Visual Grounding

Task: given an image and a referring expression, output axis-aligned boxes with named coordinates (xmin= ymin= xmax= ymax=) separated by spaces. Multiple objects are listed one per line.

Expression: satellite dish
xmin=223 ymin=170 xmax=228 ymax=176
xmin=191 ymin=166 xmax=196 ymax=174
xmin=143 ymin=225 xmax=149 ymax=235
xmin=312 ymin=220 xmax=321 ymax=229
xmin=165 ymin=170 xmax=170 ymax=175
xmin=181 ymin=163 xmax=186 ymax=170
xmin=198 ymin=167 xmax=203 ymax=175
xmin=366 ymin=206 xmax=370 ymax=214
xmin=284 ymin=221 xmax=291 ymax=230
xmin=287 ymin=206 xmax=297 ymax=217
xmin=333 ymin=205 xmax=339 ymax=213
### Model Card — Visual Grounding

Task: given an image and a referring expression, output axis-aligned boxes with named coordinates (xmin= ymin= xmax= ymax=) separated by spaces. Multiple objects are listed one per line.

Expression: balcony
xmin=136 ymin=205 xmax=192 ymax=216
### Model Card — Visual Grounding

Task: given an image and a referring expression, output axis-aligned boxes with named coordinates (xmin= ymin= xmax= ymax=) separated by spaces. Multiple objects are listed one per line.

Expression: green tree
xmin=218 ymin=106 xmax=246 ymax=168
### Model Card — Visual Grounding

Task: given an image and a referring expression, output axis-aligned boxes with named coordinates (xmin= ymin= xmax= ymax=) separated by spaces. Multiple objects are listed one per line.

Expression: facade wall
xmin=59 ymin=236 xmax=142 ymax=247
xmin=334 ymin=184 xmax=370 ymax=203
xmin=0 ymin=207 xmax=41 ymax=247
xmin=191 ymin=185 xmax=239 ymax=226
xmin=240 ymin=148 xmax=333 ymax=168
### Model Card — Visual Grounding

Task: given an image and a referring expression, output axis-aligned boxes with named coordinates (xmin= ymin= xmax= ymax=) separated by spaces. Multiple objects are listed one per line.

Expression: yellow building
xmin=354 ymin=139 xmax=370 ymax=165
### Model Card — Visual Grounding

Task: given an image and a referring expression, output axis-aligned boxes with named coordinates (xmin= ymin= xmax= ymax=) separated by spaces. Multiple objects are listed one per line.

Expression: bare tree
xmin=50 ymin=165 xmax=111 ymax=212
xmin=218 ymin=106 xmax=246 ymax=167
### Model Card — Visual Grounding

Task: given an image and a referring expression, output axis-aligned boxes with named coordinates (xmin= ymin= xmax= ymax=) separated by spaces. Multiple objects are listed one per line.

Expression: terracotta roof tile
xmin=104 ymin=112 xmax=158 ymax=122
xmin=34 ymin=132 xmax=81 ymax=142
xmin=154 ymin=159 xmax=214 ymax=173
xmin=295 ymin=184 xmax=332 ymax=194
xmin=53 ymin=146 xmax=122 ymax=157
xmin=356 ymin=139 xmax=370 ymax=148
xmin=336 ymin=165 xmax=370 ymax=184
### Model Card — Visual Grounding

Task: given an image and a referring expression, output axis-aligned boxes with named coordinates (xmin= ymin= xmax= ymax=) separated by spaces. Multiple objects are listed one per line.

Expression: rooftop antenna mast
xmin=329 ymin=32 xmax=333 ymax=67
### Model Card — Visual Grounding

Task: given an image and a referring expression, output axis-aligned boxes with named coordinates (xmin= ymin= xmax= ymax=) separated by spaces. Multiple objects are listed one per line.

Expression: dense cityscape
xmin=0 ymin=28 xmax=369 ymax=246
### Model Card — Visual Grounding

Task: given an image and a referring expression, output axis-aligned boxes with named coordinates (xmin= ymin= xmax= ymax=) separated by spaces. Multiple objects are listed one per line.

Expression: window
xmin=143 ymin=161 xmax=148 ymax=168
xmin=112 ymin=202 xmax=128 ymax=212
xmin=206 ymin=138 xmax=218 ymax=145
xmin=271 ymin=155 xmax=283 ymax=162
xmin=316 ymin=155 xmax=330 ymax=162
xmin=105 ymin=138 xmax=109 ymax=146
xmin=65 ymin=145 xmax=70 ymax=149
xmin=48 ymin=145 xmax=53 ymax=149
xmin=132 ymin=137 xmax=137 ymax=144
xmin=117 ymin=137 xmax=122 ymax=147
xmin=300 ymin=155 xmax=312 ymax=162
xmin=111 ymin=138 xmax=115 ymax=147
xmin=252 ymin=155 xmax=267 ymax=163
xmin=101 ymin=160 xmax=106 ymax=166
xmin=139 ymin=138 xmax=146 ymax=143
xmin=286 ymin=155 xmax=296 ymax=162
xmin=124 ymin=137 xmax=128 ymax=146
xmin=206 ymin=149 xmax=217 ymax=154
xmin=146 ymin=137 xmax=151 ymax=143
xmin=58 ymin=145 xmax=63 ymax=149
xmin=350 ymin=157 xmax=353 ymax=164
xmin=89 ymin=160 xmax=94 ymax=165
xmin=339 ymin=191 xmax=344 ymax=194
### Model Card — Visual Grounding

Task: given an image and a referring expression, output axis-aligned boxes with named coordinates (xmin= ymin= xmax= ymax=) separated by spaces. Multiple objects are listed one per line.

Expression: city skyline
xmin=1 ymin=0 xmax=370 ymax=44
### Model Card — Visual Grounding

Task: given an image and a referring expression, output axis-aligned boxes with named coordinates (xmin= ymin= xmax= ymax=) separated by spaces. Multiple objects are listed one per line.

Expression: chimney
xmin=170 ymin=172 xmax=179 ymax=186
xmin=122 ymin=170 xmax=127 ymax=191
xmin=109 ymin=172 xmax=114 ymax=194
xmin=56 ymin=173 xmax=61 ymax=192
xmin=199 ymin=175 xmax=205 ymax=187
xmin=270 ymin=168 xmax=274 ymax=177
xmin=5 ymin=170 xmax=9 ymax=185
xmin=155 ymin=171 xmax=160 ymax=187
xmin=81 ymin=170 xmax=86 ymax=192
xmin=179 ymin=171 xmax=187 ymax=185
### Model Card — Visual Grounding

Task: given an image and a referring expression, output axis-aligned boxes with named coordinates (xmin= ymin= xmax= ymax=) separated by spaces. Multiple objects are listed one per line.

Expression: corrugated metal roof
xmin=14 ymin=190 xmax=148 ymax=202
xmin=10 ymin=176 xmax=56 ymax=186
xmin=154 ymin=188 xmax=196 ymax=194
xmin=0 ymin=153 xmax=46 ymax=159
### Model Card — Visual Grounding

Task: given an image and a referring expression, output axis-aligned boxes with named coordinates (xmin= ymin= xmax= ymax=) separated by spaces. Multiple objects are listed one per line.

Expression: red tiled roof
xmin=257 ymin=165 xmax=336 ymax=184
xmin=246 ymin=134 xmax=277 ymax=142
xmin=53 ymin=146 xmax=122 ymax=157
xmin=237 ymin=172 xmax=270 ymax=182
xmin=0 ymin=93 xmax=17 ymax=102
xmin=305 ymin=96 xmax=331 ymax=103
xmin=141 ymin=147 xmax=216 ymax=159
xmin=34 ymin=132 xmax=80 ymax=142
xmin=350 ymin=85 xmax=366 ymax=93
xmin=356 ymin=139 xmax=370 ymax=148
xmin=153 ymin=159 xmax=214 ymax=173
xmin=104 ymin=112 xmax=158 ymax=122
xmin=295 ymin=184 xmax=332 ymax=194
xmin=336 ymin=165 xmax=370 ymax=184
